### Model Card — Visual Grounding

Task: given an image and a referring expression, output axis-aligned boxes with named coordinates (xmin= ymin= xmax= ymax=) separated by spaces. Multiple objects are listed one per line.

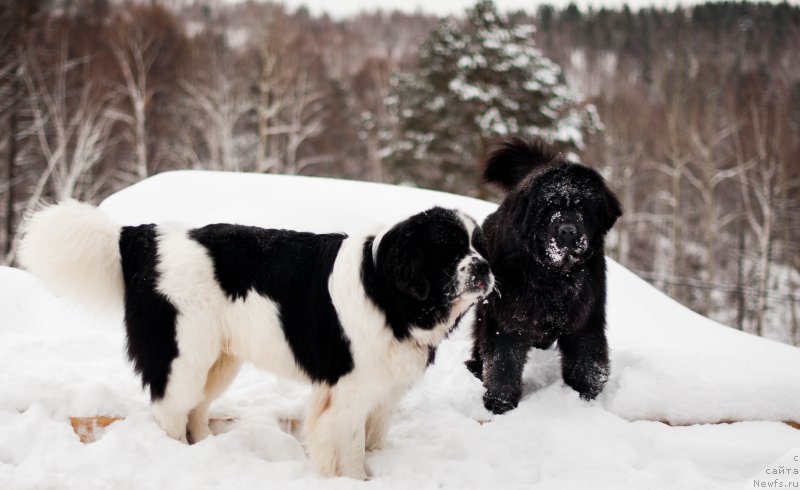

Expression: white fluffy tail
xmin=19 ymin=200 xmax=125 ymax=311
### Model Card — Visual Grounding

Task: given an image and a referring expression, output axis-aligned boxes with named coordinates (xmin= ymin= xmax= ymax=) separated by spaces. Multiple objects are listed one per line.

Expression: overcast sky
xmin=274 ymin=0 xmax=795 ymax=18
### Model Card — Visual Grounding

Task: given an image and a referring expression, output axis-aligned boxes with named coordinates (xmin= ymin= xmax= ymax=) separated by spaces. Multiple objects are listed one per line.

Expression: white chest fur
xmin=328 ymin=235 xmax=430 ymax=390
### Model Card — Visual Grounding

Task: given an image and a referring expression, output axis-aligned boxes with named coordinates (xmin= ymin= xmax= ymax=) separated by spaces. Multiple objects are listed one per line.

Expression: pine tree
xmin=383 ymin=0 xmax=600 ymax=194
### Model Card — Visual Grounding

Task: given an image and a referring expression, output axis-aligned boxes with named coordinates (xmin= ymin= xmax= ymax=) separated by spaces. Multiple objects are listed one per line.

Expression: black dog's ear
xmin=483 ymin=136 xmax=561 ymax=191
xmin=510 ymin=191 xmax=536 ymax=235
xmin=394 ymin=246 xmax=430 ymax=301
xmin=601 ymin=187 xmax=623 ymax=232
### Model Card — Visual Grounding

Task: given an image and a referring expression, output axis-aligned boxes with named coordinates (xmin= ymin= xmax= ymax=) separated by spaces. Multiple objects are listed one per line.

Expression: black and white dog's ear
xmin=601 ymin=186 xmax=623 ymax=233
xmin=395 ymin=246 xmax=430 ymax=301
xmin=377 ymin=225 xmax=431 ymax=302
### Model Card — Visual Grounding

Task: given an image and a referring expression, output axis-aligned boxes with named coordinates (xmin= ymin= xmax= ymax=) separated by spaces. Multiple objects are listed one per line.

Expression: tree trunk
xmin=703 ymin=194 xmax=715 ymax=316
xmin=616 ymin=165 xmax=634 ymax=265
xmin=755 ymin=217 xmax=772 ymax=337
xmin=4 ymin=77 xmax=18 ymax=260
xmin=789 ymin=280 xmax=799 ymax=346
xmin=366 ymin=138 xmax=383 ymax=182
xmin=257 ymin=84 xmax=270 ymax=172
xmin=670 ymin=167 xmax=684 ymax=302
xmin=735 ymin=222 xmax=746 ymax=331
xmin=134 ymin=99 xmax=148 ymax=179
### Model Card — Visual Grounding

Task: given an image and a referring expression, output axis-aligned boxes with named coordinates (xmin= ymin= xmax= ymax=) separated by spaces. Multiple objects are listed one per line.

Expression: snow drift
xmin=1 ymin=171 xmax=798 ymax=489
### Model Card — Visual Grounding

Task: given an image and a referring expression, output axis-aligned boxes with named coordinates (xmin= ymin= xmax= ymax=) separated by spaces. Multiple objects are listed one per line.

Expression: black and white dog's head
xmin=364 ymin=207 xmax=494 ymax=343
xmin=485 ymin=137 xmax=621 ymax=272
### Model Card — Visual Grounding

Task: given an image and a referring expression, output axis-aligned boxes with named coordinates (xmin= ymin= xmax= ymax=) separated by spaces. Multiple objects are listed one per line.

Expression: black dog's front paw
xmin=578 ymin=384 xmax=602 ymax=401
xmin=483 ymin=390 xmax=520 ymax=414
xmin=564 ymin=360 xmax=609 ymax=401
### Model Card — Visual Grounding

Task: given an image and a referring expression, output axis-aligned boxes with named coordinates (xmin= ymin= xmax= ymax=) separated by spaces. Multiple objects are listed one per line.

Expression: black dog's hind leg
xmin=481 ymin=329 xmax=530 ymax=414
xmin=557 ymin=313 xmax=609 ymax=401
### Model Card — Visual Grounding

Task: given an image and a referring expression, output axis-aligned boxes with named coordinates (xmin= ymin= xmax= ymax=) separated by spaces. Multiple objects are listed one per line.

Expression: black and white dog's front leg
xmin=557 ymin=312 xmax=609 ymax=401
xmin=305 ymin=381 xmax=369 ymax=479
xmin=480 ymin=327 xmax=530 ymax=414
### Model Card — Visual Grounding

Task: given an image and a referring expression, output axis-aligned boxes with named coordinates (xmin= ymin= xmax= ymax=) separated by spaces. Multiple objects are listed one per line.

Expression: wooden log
xmin=68 ymin=416 xmax=799 ymax=444
xmin=68 ymin=416 xmax=300 ymax=444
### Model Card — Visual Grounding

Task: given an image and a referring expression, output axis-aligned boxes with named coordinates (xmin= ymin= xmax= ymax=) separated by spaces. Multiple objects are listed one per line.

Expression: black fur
xmin=483 ymin=136 xmax=561 ymax=191
xmin=119 ymin=224 xmax=180 ymax=401
xmin=467 ymin=137 xmax=622 ymax=414
xmin=189 ymin=224 xmax=355 ymax=385
xmin=362 ymin=207 xmax=476 ymax=339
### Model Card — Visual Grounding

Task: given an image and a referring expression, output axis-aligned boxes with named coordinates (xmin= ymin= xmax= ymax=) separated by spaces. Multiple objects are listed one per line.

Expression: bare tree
xmin=683 ymin=126 xmax=750 ymax=314
xmin=106 ymin=4 xmax=189 ymax=179
xmin=251 ymin=10 xmax=296 ymax=172
xmin=656 ymin=133 xmax=691 ymax=302
xmin=247 ymin=11 xmax=337 ymax=175
xmin=0 ymin=58 xmax=19 ymax=261
xmin=281 ymin=60 xmax=331 ymax=174
xmin=108 ymin=25 xmax=157 ymax=179
xmin=4 ymin=43 xmax=116 ymax=264
xmin=26 ymin=49 xmax=116 ymax=201
xmin=0 ymin=0 xmax=41 ymax=262
xmin=352 ymin=57 xmax=392 ymax=182
xmin=734 ymin=99 xmax=794 ymax=335
xmin=181 ymin=59 xmax=251 ymax=171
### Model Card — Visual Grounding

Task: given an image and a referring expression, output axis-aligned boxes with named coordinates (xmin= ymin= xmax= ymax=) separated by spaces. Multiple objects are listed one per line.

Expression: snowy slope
xmin=1 ymin=171 xmax=799 ymax=490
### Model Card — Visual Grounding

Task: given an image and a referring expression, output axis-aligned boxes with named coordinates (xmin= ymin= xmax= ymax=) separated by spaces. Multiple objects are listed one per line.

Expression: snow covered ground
xmin=1 ymin=171 xmax=799 ymax=489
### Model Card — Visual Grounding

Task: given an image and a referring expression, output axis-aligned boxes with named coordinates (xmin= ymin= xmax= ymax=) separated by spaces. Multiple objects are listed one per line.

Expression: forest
xmin=1 ymin=0 xmax=798 ymax=345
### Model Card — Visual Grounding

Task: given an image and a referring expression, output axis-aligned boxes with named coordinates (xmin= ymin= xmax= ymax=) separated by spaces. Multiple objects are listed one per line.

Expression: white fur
xmin=147 ymin=225 xmax=310 ymax=446
xmin=19 ymin=200 xmax=124 ymax=311
xmin=371 ymin=225 xmax=388 ymax=264
xmin=305 ymin=234 xmax=433 ymax=477
xmin=456 ymin=210 xmax=477 ymax=237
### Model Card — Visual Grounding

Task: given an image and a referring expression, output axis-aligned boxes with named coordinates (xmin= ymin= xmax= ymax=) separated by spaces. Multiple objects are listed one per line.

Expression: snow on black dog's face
xmin=516 ymin=164 xmax=621 ymax=271
xmin=365 ymin=207 xmax=494 ymax=343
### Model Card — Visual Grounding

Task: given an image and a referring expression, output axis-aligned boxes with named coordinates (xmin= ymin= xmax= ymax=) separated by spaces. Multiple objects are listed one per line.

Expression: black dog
xmin=466 ymin=137 xmax=622 ymax=414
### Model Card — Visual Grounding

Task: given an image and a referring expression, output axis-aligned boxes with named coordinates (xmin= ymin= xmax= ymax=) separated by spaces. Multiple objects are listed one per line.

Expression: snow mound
xmin=102 ymin=170 xmax=800 ymax=425
xmin=2 ymin=171 xmax=798 ymax=489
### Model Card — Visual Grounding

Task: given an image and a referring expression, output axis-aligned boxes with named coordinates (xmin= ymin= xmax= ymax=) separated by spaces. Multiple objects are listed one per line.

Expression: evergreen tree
xmin=383 ymin=0 xmax=600 ymax=194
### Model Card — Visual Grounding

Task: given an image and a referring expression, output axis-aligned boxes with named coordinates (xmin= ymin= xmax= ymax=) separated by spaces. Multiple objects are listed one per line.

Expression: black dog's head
xmin=367 ymin=207 xmax=494 ymax=343
xmin=485 ymin=137 xmax=621 ymax=271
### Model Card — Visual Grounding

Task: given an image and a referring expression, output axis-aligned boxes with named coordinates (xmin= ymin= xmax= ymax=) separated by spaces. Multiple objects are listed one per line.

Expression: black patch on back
xmin=119 ymin=224 xmax=179 ymax=401
xmin=189 ymin=224 xmax=354 ymax=385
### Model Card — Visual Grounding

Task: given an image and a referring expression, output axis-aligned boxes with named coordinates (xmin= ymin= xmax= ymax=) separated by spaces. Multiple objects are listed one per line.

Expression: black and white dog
xmin=466 ymin=137 xmax=621 ymax=414
xmin=20 ymin=202 xmax=493 ymax=478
